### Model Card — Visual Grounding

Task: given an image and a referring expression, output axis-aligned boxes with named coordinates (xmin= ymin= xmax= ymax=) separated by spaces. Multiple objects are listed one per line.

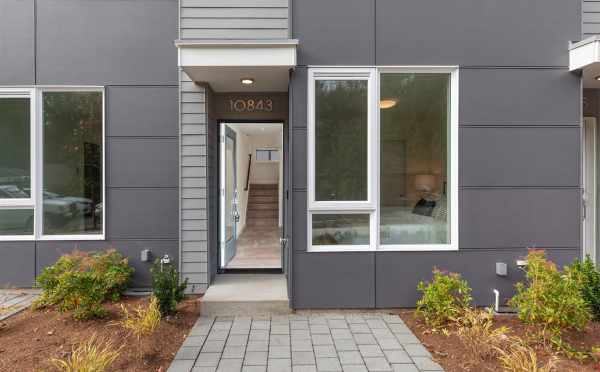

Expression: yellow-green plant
xmin=456 ymin=307 xmax=510 ymax=360
xmin=495 ymin=340 xmax=556 ymax=372
xmin=120 ymin=296 xmax=161 ymax=339
xmin=120 ymin=296 xmax=161 ymax=359
xmin=416 ymin=268 xmax=472 ymax=329
xmin=509 ymin=250 xmax=591 ymax=333
xmin=51 ymin=334 xmax=121 ymax=372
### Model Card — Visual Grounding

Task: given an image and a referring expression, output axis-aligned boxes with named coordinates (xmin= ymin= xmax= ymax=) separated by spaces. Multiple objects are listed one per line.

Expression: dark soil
xmin=0 ymin=296 xmax=201 ymax=372
xmin=399 ymin=310 xmax=600 ymax=372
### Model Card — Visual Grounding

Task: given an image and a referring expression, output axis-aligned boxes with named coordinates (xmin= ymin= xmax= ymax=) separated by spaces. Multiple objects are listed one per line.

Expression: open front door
xmin=220 ymin=125 xmax=239 ymax=268
xmin=583 ymin=117 xmax=597 ymax=264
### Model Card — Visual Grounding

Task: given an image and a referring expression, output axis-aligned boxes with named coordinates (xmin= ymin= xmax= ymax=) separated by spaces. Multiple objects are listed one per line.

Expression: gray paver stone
xmin=176 ymin=346 xmax=202 ymax=360
xmin=268 ymin=358 xmax=292 ymax=372
xmin=223 ymin=345 xmax=246 ymax=359
xmin=350 ymin=324 xmax=371 ymax=334
xmin=395 ymin=334 xmax=421 ymax=344
xmin=247 ymin=341 xmax=270 ymax=352
xmin=390 ymin=365 xmax=418 ymax=372
xmin=376 ymin=339 xmax=401 ymax=350
xmin=316 ymin=358 xmax=342 ymax=372
xmin=270 ymin=346 xmax=292 ymax=359
xmin=293 ymin=366 xmax=317 ymax=372
xmin=291 ymin=330 xmax=312 ymax=339
xmin=402 ymin=344 xmax=431 ymax=358
xmin=168 ymin=359 xmax=195 ymax=372
xmin=271 ymin=334 xmax=292 ymax=346
xmin=334 ymin=339 xmax=358 ymax=351
xmin=218 ymin=358 xmax=244 ymax=372
xmin=245 ymin=351 xmax=269 ymax=366
xmin=312 ymin=334 xmax=334 ymax=346
xmin=183 ymin=336 xmax=207 ymax=348
xmin=363 ymin=358 xmax=392 ymax=372
xmin=338 ymin=351 xmax=363 ymax=365
xmin=342 ymin=365 xmax=368 ymax=372
xmin=311 ymin=325 xmax=331 ymax=334
xmin=358 ymin=345 xmax=383 ymax=358
xmin=193 ymin=366 xmax=217 ymax=372
xmin=292 ymin=339 xmax=314 ymax=352
xmin=203 ymin=340 xmax=227 ymax=353
xmin=292 ymin=351 xmax=316 ymax=365
xmin=382 ymin=350 xmax=411 ymax=364
xmin=196 ymin=353 xmax=222 ymax=367
xmin=411 ymin=357 xmax=443 ymax=371
xmin=331 ymin=329 xmax=353 ymax=340
xmin=354 ymin=334 xmax=377 ymax=345
xmin=242 ymin=366 xmax=267 ymax=372
xmin=314 ymin=345 xmax=337 ymax=358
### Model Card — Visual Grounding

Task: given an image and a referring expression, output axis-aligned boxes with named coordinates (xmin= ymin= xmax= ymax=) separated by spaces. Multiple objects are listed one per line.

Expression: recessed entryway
xmin=219 ymin=122 xmax=284 ymax=271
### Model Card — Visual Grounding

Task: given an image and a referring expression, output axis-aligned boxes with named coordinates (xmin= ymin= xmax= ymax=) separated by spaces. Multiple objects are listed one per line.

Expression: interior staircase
xmin=246 ymin=184 xmax=278 ymax=227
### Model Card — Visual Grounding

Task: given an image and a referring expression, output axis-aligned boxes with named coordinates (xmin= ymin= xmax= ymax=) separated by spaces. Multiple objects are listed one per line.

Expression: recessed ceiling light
xmin=595 ymin=76 xmax=600 ymax=81
xmin=241 ymin=78 xmax=255 ymax=85
xmin=379 ymin=99 xmax=398 ymax=109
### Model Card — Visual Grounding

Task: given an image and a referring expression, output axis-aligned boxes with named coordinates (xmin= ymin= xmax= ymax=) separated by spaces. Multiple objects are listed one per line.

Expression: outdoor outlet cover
xmin=140 ymin=249 xmax=151 ymax=262
xmin=496 ymin=262 xmax=508 ymax=276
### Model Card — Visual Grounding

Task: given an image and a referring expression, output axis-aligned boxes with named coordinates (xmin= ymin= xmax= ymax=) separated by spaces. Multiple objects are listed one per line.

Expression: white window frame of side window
xmin=307 ymin=68 xmax=377 ymax=212
xmin=0 ymin=88 xmax=37 ymax=240
xmin=36 ymin=86 xmax=106 ymax=241
xmin=255 ymin=148 xmax=280 ymax=162
xmin=376 ymin=66 xmax=459 ymax=252
xmin=307 ymin=68 xmax=378 ymax=252
xmin=307 ymin=210 xmax=377 ymax=252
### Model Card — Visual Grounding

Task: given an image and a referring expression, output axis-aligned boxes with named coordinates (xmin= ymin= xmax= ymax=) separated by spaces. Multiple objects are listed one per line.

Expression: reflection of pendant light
xmin=379 ymin=99 xmax=397 ymax=109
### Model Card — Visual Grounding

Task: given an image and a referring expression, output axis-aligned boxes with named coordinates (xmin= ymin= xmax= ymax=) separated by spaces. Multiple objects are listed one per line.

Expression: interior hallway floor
xmin=226 ymin=225 xmax=281 ymax=269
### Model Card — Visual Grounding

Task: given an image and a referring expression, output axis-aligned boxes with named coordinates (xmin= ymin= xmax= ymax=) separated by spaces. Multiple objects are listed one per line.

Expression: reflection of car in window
xmin=0 ymin=185 xmax=29 ymax=199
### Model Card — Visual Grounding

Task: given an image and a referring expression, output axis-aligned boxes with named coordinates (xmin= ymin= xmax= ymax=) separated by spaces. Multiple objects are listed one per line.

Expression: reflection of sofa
xmin=380 ymin=196 xmax=448 ymax=244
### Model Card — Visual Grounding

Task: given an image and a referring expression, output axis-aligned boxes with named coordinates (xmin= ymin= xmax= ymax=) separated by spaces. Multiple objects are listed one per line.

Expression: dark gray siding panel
xmin=107 ymin=138 xmax=178 ymax=188
xmin=292 ymin=252 xmax=375 ymax=308
xmin=460 ymin=189 xmax=581 ymax=249
xmin=460 ymin=127 xmax=580 ymax=187
xmin=375 ymin=248 xmax=579 ymax=308
xmin=0 ymin=0 xmax=34 ymax=84
xmin=291 ymin=191 xmax=307 ymax=253
xmin=460 ymin=69 xmax=581 ymax=126
xmin=0 ymin=242 xmax=35 ymax=287
xmin=292 ymin=130 xmax=307 ymax=190
xmin=107 ymin=87 xmax=178 ymax=137
xmin=36 ymin=0 xmax=177 ymax=85
xmin=36 ymin=240 xmax=178 ymax=288
xmin=292 ymin=0 xmax=374 ymax=66
xmin=108 ymin=189 xmax=178 ymax=240
xmin=375 ymin=0 xmax=579 ymax=66
xmin=291 ymin=68 xmax=307 ymax=129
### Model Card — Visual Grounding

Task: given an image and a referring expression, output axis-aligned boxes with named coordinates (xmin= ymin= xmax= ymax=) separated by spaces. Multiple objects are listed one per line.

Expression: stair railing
xmin=244 ymin=154 xmax=252 ymax=191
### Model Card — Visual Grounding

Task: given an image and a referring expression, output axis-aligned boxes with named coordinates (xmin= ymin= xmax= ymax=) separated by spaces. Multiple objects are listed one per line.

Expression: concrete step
xmin=200 ymin=274 xmax=290 ymax=317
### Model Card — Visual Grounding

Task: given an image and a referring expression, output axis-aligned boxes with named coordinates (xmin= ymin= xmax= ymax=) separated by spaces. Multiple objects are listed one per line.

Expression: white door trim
xmin=583 ymin=116 xmax=597 ymax=264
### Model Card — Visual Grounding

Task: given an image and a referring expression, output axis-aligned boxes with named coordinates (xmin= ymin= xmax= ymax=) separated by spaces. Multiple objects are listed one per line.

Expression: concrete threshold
xmin=200 ymin=274 xmax=290 ymax=317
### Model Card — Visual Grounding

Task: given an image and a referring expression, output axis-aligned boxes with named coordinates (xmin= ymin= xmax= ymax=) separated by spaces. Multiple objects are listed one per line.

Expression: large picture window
xmin=0 ymin=87 xmax=105 ymax=240
xmin=308 ymin=67 xmax=458 ymax=251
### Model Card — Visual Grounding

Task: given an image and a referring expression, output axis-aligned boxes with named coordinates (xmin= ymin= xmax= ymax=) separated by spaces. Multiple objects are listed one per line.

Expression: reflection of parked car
xmin=43 ymin=191 xmax=94 ymax=216
xmin=0 ymin=185 xmax=29 ymax=198
xmin=0 ymin=208 xmax=33 ymax=234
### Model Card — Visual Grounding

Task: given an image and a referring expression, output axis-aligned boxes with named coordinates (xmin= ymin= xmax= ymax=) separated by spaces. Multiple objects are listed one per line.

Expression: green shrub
xmin=509 ymin=249 xmax=591 ymax=333
xmin=150 ymin=259 xmax=187 ymax=315
xmin=33 ymin=249 xmax=134 ymax=320
xmin=570 ymin=255 xmax=600 ymax=320
xmin=416 ymin=268 xmax=473 ymax=328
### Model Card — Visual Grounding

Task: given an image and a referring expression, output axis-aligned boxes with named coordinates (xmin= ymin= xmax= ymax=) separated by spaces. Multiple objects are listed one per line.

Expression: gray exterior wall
xmin=289 ymin=0 xmax=582 ymax=308
xmin=0 ymin=0 xmax=178 ymax=287
xmin=180 ymin=0 xmax=289 ymax=39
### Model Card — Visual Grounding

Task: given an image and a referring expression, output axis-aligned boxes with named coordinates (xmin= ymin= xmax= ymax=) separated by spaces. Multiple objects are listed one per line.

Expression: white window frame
xmin=255 ymin=148 xmax=280 ymax=163
xmin=307 ymin=66 xmax=459 ymax=252
xmin=0 ymin=86 xmax=106 ymax=241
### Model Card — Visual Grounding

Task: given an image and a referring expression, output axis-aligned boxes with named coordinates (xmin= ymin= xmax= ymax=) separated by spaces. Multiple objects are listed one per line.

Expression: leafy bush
xmin=456 ymin=308 xmax=509 ymax=360
xmin=33 ymin=249 xmax=134 ymax=320
xmin=51 ymin=334 xmax=122 ymax=372
xmin=508 ymin=249 xmax=591 ymax=333
xmin=570 ymin=255 xmax=600 ymax=320
xmin=416 ymin=268 xmax=473 ymax=328
xmin=150 ymin=259 xmax=187 ymax=315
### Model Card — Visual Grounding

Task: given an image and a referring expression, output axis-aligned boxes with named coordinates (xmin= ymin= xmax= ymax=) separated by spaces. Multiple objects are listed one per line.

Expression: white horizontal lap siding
xmin=180 ymin=0 xmax=289 ymax=40
xmin=180 ymin=70 xmax=209 ymax=294
xmin=584 ymin=1 xmax=600 ymax=37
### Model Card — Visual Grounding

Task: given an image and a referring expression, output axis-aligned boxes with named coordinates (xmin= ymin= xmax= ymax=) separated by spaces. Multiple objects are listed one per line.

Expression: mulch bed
xmin=399 ymin=310 xmax=600 ymax=372
xmin=0 ymin=296 xmax=201 ymax=372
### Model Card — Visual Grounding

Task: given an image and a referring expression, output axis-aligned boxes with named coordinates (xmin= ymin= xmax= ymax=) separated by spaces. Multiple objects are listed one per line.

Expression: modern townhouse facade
xmin=0 ymin=0 xmax=594 ymax=309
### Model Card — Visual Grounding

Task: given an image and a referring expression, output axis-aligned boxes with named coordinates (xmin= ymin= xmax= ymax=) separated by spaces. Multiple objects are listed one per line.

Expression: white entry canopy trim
xmin=175 ymin=39 xmax=298 ymax=92
xmin=175 ymin=39 xmax=298 ymax=67
xmin=570 ymin=36 xmax=600 ymax=71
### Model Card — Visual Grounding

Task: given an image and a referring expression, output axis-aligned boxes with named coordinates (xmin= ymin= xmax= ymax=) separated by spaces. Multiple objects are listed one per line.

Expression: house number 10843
xmin=229 ymin=99 xmax=273 ymax=112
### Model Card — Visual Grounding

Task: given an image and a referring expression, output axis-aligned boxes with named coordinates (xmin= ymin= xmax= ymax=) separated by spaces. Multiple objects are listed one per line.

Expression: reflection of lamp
xmin=379 ymin=99 xmax=398 ymax=109
xmin=415 ymin=174 xmax=436 ymax=193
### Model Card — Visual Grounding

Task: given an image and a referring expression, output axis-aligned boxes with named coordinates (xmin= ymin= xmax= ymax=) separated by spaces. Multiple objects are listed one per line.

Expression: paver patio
xmin=168 ymin=313 xmax=443 ymax=372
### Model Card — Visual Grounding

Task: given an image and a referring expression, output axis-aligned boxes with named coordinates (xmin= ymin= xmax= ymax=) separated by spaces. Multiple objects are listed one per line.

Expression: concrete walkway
xmin=168 ymin=313 xmax=443 ymax=372
xmin=0 ymin=289 xmax=40 ymax=321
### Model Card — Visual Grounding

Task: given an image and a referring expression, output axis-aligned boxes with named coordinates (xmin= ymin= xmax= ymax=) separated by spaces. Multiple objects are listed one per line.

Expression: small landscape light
xmin=241 ymin=78 xmax=255 ymax=85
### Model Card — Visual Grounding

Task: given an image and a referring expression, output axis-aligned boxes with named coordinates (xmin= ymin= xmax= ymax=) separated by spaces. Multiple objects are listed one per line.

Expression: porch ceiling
xmin=569 ymin=36 xmax=600 ymax=88
xmin=175 ymin=39 xmax=298 ymax=92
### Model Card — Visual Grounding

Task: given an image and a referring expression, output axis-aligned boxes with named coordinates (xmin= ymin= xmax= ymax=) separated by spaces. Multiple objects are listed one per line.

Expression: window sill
xmin=307 ymin=244 xmax=459 ymax=253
